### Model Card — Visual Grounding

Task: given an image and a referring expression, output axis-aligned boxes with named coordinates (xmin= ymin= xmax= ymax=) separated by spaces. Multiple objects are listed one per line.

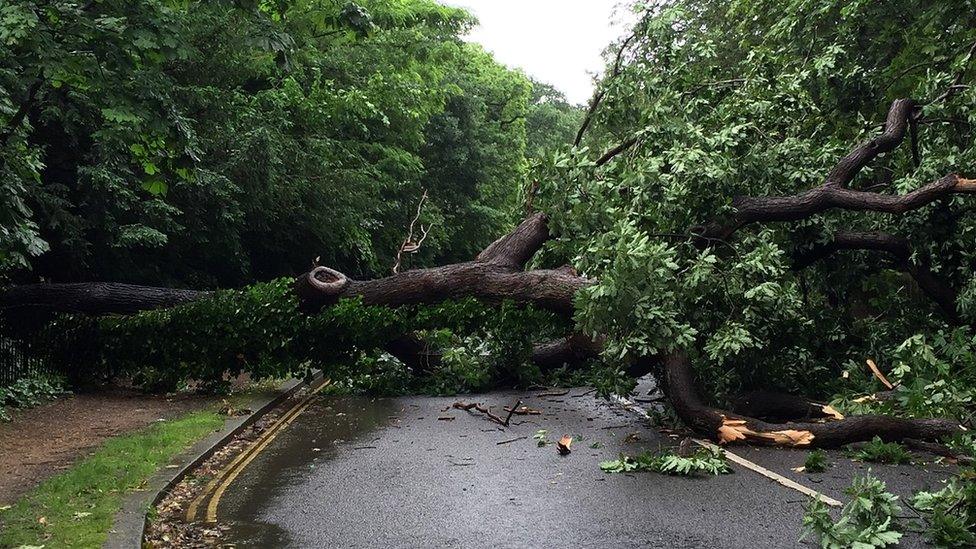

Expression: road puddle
xmin=219 ymin=395 xmax=397 ymax=547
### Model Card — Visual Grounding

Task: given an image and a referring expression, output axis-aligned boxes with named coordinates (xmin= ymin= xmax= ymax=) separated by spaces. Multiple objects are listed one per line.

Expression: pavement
xmin=215 ymin=387 xmax=957 ymax=548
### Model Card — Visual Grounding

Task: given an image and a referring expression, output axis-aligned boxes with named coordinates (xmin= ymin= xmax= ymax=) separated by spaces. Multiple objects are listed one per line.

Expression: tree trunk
xmin=0 ymin=282 xmax=207 ymax=316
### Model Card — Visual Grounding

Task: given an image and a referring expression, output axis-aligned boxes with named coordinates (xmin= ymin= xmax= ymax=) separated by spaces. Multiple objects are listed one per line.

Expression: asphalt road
xmin=216 ymin=388 xmax=956 ymax=548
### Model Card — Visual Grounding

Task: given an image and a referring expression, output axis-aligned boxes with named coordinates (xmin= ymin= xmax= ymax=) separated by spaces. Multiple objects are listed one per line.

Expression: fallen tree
xmin=1 ymin=99 xmax=970 ymax=448
xmin=293 ymin=97 xmax=971 ymax=448
xmin=2 ymin=96 xmax=970 ymax=448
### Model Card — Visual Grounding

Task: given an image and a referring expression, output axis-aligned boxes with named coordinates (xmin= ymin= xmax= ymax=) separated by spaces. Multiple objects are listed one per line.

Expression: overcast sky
xmin=444 ymin=1 xmax=635 ymax=105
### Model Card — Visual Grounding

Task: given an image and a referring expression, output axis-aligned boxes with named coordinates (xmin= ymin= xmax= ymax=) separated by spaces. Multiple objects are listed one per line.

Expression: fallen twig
xmin=496 ymin=436 xmax=528 ymax=445
xmin=502 ymin=404 xmax=542 ymax=416
xmin=571 ymin=388 xmax=597 ymax=398
xmin=453 ymin=401 xmax=507 ymax=426
xmin=536 ymin=389 xmax=570 ymax=397
xmin=502 ymin=399 xmax=523 ymax=426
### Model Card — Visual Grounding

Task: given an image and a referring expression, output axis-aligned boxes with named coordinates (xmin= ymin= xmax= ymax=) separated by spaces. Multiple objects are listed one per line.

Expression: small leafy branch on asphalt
xmin=802 ymin=472 xmax=902 ymax=549
xmin=849 ymin=436 xmax=913 ymax=465
xmin=600 ymin=446 xmax=731 ymax=476
xmin=913 ymin=468 xmax=976 ymax=548
xmin=804 ymin=449 xmax=829 ymax=473
xmin=534 ymin=429 xmax=550 ymax=447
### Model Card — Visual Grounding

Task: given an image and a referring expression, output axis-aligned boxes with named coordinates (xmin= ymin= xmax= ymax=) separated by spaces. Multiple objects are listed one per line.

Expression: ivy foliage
xmin=0 ymin=374 xmax=68 ymax=421
xmin=531 ymin=0 xmax=976 ymax=405
xmin=26 ymin=284 xmax=561 ymax=393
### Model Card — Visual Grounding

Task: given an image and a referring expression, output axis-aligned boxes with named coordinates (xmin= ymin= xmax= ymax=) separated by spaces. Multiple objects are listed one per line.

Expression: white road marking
xmin=611 ymin=394 xmax=843 ymax=507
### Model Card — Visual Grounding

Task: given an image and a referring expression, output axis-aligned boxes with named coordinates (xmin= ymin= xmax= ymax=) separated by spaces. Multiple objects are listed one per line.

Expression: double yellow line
xmin=186 ymin=379 xmax=330 ymax=523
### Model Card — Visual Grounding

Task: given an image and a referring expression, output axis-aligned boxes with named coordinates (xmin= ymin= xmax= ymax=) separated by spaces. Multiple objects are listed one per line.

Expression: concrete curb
xmin=103 ymin=372 xmax=323 ymax=549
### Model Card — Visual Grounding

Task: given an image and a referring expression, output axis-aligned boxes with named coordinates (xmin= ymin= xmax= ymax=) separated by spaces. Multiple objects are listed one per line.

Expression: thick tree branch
xmin=0 ymin=282 xmax=207 ymax=316
xmin=475 ymin=212 xmax=550 ymax=269
xmin=531 ymin=333 xmax=603 ymax=371
xmin=823 ymin=99 xmax=915 ymax=188
xmin=698 ymin=98 xmax=975 ymax=241
xmin=792 ymin=231 xmax=959 ymax=321
xmin=703 ymin=173 xmax=976 ymax=241
xmin=661 ymin=351 xmax=963 ymax=448
xmin=595 ymin=135 xmax=639 ymax=167
xmin=296 ymin=262 xmax=589 ymax=316
xmin=296 ymin=213 xmax=589 ymax=316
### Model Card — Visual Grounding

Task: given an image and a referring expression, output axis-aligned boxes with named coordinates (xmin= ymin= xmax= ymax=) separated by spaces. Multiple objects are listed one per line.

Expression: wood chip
xmin=866 ymin=358 xmax=895 ymax=389
xmin=557 ymin=436 xmax=573 ymax=455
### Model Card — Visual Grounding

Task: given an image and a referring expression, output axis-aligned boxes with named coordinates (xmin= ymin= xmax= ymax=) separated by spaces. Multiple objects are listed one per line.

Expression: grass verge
xmin=0 ymin=410 xmax=222 ymax=549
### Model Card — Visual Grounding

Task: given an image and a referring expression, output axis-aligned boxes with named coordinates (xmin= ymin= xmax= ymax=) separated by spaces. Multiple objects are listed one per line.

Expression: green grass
xmin=0 ymin=410 xmax=223 ymax=549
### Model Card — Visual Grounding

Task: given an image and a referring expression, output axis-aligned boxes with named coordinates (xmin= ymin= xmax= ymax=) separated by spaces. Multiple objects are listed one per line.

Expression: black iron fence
xmin=0 ymin=330 xmax=49 ymax=386
xmin=0 ymin=318 xmax=88 ymax=387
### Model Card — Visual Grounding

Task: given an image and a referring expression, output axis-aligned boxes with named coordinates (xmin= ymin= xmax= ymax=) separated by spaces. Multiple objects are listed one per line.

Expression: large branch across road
xmin=0 ymin=282 xmax=206 ymax=316
xmin=295 ymin=213 xmax=593 ymax=316
xmin=296 ymin=95 xmax=972 ymax=449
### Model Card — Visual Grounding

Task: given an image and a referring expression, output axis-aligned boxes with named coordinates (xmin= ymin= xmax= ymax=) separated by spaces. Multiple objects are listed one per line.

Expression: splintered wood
xmin=717 ymin=416 xmax=815 ymax=446
xmin=820 ymin=404 xmax=844 ymax=421
xmin=866 ymin=358 xmax=895 ymax=390
xmin=557 ymin=435 xmax=573 ymax=455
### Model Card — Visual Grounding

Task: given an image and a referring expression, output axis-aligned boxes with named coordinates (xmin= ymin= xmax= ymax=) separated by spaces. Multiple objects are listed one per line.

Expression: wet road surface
xmin=216 ymin=389 xmax=955 ymax=548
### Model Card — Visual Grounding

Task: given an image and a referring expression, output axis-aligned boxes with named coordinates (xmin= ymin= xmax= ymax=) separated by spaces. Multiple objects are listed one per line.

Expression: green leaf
xmin=141 ymin=179 xmax=168 ymax=196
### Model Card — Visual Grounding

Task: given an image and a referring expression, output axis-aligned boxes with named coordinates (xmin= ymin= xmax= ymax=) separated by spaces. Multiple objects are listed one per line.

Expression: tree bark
xmin=0 ymin=282 xmax=207 ymax=316
xmin=295 ymin=213 xmax=593 ymax=316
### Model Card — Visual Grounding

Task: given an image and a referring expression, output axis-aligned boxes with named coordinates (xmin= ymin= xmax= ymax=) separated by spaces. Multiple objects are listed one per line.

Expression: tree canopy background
xmin=0 ymin=0 xmax=579 ymax=287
